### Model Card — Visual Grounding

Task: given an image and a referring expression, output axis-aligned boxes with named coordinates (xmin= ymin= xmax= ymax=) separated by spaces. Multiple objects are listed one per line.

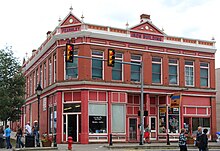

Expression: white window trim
xmin=185 ymin=61 xmax=194 ymax=87
xmin=152 ymin=57 xmax=162 ymax=84
xmin=200 ymin=62 xmax=209 ymax=88
xmin=169 ymin=59 xmax=179 ymax=86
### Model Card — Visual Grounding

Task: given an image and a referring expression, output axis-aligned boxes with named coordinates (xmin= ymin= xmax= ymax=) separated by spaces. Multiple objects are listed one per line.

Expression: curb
xmin=12 ymin=147 xmax=58 ymax=151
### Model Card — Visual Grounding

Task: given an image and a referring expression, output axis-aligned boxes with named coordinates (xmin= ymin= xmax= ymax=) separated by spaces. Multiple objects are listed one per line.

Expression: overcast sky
xmin=0 ymin=0 xmax=219 ymax=68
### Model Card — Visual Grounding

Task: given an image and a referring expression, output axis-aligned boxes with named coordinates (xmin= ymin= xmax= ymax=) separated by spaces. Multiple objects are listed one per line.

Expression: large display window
xmin=168 ymin=107 xmax=179 ymax=133
xmin=89 ymin=103 xmax=107 ymax=134
xmin=159 ymin=107 xmax=166 ymax=133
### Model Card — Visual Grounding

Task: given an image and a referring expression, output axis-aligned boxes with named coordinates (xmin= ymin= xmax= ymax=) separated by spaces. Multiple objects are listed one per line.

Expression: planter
xmin=186 ymin=139 xmax=194 ymax=144
xmin=42 ymin=141 xmax=52 ymax=147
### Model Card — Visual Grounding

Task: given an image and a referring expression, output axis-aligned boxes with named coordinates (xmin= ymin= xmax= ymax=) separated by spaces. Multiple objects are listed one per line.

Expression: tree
xmin=0 ymin=46 xmax=25 ymax=124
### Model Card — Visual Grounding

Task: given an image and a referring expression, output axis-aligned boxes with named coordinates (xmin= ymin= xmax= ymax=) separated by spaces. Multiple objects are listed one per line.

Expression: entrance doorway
xmin=63 ymin=114 xmax=80 ymax=142
xmin=149 ymin=116 xmax=156 ymax=140
xmin=129 ymin=118 xmax=137 ymax=141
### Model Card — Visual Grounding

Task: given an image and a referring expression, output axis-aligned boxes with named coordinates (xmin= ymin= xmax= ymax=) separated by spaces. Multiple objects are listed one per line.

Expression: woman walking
xmin=179 ymin=128 xmax=187 ymax=151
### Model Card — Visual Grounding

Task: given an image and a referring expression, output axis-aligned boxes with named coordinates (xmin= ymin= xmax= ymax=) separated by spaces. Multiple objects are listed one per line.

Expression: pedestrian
xmin=25 ymin=121 xmax=32 ymax=136
xmin=144 ymin=124 xmax=151 ymax=144
xmin=4 ymin=125 xmax=12 ymax=149
xmin=198 ymin=128 xmax=208 ymax=151
xmin=15 ymin=123 xmax=24 ymax=148
xmin=0 ymin=126 xmax=5 ymax=148
xmin=179 ymin=128 xmax=187 ymax=151
xmin=33 ymin=120 xmax=40 ymax=147
xmin=195 ymin=126 xmax=202 ymax=147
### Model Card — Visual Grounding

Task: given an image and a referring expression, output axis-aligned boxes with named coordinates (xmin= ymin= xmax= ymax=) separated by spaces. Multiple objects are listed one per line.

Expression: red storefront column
xmin=211 ymin=97 xmax=217 ymax=140
xmin=56 ymin=91 xmax=62 ymax=144
xmin=80 ymin=90 xmax=89 ymax=144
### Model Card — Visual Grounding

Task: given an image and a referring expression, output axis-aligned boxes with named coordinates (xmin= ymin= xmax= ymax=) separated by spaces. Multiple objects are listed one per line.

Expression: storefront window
xmin=112 ymin=104 xmax=125 ymax=133
xmin=168 ymin=107 xmax=179 ymax=133
xmin=192 ymin=118 xmax=210 ymax=132
xmin=159 ymin=107 xmax=166 ymax=133
xmin=89 ymin=104 xmax=107 ymax=134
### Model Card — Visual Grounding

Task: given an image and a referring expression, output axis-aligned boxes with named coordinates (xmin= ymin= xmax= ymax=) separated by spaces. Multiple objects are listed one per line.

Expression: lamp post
xmin=36 ymin=84 xmax=43 ymax=147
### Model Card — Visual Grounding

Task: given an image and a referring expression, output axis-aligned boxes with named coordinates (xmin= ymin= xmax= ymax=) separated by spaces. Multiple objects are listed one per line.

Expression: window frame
xmin=112 ymin=52 xmax=123 ymax=81
xmin=185 ymin=60 xmax=194 ymax=87
xmin=65 ymin=51 xmax=78 ymax=80
xmin=152 ymin=57 xmax=162 ymax=84
xmin=92 ymin=50 xmax=104 ymax=80
xmin=168 ymin=59 xmax=179 ymax=85
xmin=130 ymin=54 xmax=141 ymax=82
xmin=200 ymin=62 xmax=209 ymax=87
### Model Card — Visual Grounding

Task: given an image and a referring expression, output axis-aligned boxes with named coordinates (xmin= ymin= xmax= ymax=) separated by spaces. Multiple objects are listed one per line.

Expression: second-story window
xmin=152 ymin=57 xmax=162 ymax=84
xmin=36 ymin=68 xmax=38 ymax=85
xmin=200 ymin=62 xmax=209 ymax=87
xmin=131 ymin=54 xmax=141 ymax=82
xmin=112 ymin=52 xmax=123 ymax=81
xmin=29 ymin=74 xmax=32 ymax=96
xmin=169 ymin=59 xmax=178 ymax=85
xmin=33 ymin=71 xmax=36 ymax=90
xmin=185 ymin=60 xmax=194 ymax=86
xmin=44 ymin=62 xmax=47 ymax=88
xmin=53 ymin=54 xmax=57 ymax=82
xmin=49 ymin=58 xmax=52 ymax=85
xmin=66 ymin=51 xmax=78 ymax=79
xmin=92 ymin=50 xmax=103 ymax=80
xmin=40 ymin=65 xmax=42 ymax=86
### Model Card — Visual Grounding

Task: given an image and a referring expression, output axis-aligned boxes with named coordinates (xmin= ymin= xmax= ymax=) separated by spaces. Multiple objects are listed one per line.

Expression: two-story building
xmin=20 ymin=10 xmax=217 ymax=144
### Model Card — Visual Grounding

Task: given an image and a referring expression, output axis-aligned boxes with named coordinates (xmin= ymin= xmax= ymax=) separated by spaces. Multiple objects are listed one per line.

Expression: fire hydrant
xmin=68 ymin=136 xmax=73 ymax=150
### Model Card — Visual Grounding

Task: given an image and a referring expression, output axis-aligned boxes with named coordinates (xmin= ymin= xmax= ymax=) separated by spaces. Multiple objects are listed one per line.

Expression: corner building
xmin=21 ymin=11 xmax=217 ymax=144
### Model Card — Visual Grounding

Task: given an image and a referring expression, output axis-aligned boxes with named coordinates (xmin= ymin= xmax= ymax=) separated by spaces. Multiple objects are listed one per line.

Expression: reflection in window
xmin=159 ymin=107 xmax=166 ymax=133
xmin=169 ymin=59 xmax=178 ymax=85
xmin=131 ymin=55 xmax=141 ymax=82
xmin=89 ymin=104 xmax=107 ymax=134
xmin=152 ymin=57 xmax=162 ymax=84
xmin=66 ymin=51 xmax=78 ymax=79
xmin=185 ymin=60 xmax=194 ymax=86
xmin=92 ymin=51 xmax=103 ymax=79
xmin=200 ymin=62 xmax=209 ymax=87
xmin=168 ymin=107 xmax=179 ymax=133
xmin=112 ymin=53 xmax=122 ymax=81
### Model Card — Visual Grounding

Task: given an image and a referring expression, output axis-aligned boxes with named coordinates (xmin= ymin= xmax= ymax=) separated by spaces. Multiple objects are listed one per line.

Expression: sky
xmin=0 ymin=0 xmax=219 ymax=68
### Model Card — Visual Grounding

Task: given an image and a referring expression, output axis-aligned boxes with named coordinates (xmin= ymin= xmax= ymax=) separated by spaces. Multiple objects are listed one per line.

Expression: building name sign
xmin=61 ymin=27 xmax=80 ymax=33
xmin=131 ymin=32 xmax=163 ymax=41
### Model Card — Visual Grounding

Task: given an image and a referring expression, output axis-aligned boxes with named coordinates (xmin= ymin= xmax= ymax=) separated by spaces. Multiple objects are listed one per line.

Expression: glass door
xmin=129 ymin=118 xmax=137 ymax=141
xmin=149 ymin=116 xmax=156 ymax=140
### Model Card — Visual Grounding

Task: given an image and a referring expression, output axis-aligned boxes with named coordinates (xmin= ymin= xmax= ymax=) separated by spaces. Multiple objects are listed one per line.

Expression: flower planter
xmin=186 ymin=138 xmax=194 ymax=144
xmin=42 ymin=141 xmax=52 ymax=147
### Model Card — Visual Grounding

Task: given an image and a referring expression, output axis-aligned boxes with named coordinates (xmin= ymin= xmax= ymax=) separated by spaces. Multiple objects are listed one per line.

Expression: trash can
xmin=25 ymin=135 xmax=35 ymax=147
xmin=0 ymin=138 xmax=5 ymax=148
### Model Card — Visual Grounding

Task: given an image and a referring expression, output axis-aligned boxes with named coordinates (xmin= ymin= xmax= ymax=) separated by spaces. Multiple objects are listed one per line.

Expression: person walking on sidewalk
xmin=198 ymin=128 xmax=208 ymax=151
xmin=195 ymin=126 xmax=202 ymax=147
xmin=16 ymin=123 xmax=24 ymax=148
xmin=179 ymin=128 xmax=187 ymax=151
xmin=144 ymin=125 xmax=151 ymax=144
xmin=33 ymin=120 xmax=40 ymax=147
xmin=4 ymin=125 xmax=12 ymax=149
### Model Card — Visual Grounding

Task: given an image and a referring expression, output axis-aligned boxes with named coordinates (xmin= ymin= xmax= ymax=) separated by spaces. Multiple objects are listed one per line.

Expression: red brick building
xmin=20 ymin=11 xmax=217 ymax=144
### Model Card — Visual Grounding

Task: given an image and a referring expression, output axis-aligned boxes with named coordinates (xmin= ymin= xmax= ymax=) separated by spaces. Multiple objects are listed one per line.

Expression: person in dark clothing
xmin=196 ymin=126 xmax=202 ymax=147
xmin=16 ymin=123 xmax=24 ymax=148
xmin=198 ymin=128 xmax=208 ymax=151
xmin=179 ymin=128 xmax=187 ymax=151
xmin=0 ymin=126 xmax=5 ymax=148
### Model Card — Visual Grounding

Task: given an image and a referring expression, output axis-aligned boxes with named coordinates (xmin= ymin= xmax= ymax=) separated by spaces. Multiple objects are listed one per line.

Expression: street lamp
xmin=36 ymin=84 xmax=42 ymax=147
